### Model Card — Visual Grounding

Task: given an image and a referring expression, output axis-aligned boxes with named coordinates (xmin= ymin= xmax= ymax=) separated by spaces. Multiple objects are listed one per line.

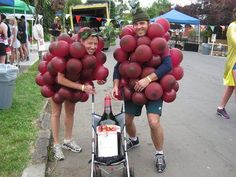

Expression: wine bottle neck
xmin=104 ymin=97 xmax=112 ymax=115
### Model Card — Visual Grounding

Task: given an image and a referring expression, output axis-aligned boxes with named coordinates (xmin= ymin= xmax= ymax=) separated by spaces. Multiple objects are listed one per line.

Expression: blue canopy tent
xmin=151 ymin=9 xmax=201 ymax=43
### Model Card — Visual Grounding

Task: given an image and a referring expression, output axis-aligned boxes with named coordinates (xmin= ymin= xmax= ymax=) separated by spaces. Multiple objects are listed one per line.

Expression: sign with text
xmin=211 ymin=34 xmax=216 ymax=42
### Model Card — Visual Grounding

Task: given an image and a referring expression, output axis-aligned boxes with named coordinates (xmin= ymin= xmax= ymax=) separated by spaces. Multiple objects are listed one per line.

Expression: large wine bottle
xmin=96 ymin=96 xmax=121 ymax=158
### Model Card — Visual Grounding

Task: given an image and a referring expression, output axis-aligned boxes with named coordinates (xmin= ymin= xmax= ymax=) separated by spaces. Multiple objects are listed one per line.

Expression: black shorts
xmin=0 ymin=43 xmax=6 ymax=56
xmin=18 ymin=34 xmax=27 ymax=44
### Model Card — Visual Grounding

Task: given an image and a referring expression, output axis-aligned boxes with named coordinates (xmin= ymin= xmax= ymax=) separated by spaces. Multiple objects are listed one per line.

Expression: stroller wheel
xmin=123 ymin=166 xmax=134 ymax=177
xmin=93 ymin=166 xmax=102 ymax=177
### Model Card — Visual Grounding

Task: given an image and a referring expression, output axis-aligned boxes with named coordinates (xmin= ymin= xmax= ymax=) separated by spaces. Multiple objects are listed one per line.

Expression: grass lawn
xmin=0 ymin=61 xmax=46 ymax=177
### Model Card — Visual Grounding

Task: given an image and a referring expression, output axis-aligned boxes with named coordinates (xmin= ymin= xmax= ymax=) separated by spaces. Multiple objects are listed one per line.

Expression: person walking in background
xmin=0 ymin=14 xmax=8 ymax=63
xmin=9 ymin=17 xmax=22 ymax=65
xmin=216 ymin=7 xmax=236 ymax=119
xmin=1 ymin=14 xmax=11 ymax=63
xmin=49 ymin=17 xmax=61 ymax=42
xmin=51 ymin=28 xmax=106 ymax=161
xmin=18 ymin=15 xmax=29 ymax=61
xmin=111 ymin=8 xmax=172 ymax=173
xmin=32 ymin=18 xmax=45 ymax=60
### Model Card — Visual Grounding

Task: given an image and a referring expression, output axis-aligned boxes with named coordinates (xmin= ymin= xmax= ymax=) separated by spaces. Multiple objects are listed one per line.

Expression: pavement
xmin=19 ymin=42 xmax=236 ymax=177
xmin=45 ymin=45 xmax=236 ymax=177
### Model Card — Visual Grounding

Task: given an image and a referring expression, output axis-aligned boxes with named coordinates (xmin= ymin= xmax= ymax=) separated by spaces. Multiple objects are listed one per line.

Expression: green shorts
xmin=124 ymin=99 xmax=163 ymax=116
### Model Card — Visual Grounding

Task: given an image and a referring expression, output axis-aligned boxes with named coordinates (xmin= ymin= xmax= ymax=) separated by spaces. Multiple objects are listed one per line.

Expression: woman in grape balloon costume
xmin=35 ymin=27 xmax=108 ymax=160
xmin=111 ymin=2 xmax=184 ymax=173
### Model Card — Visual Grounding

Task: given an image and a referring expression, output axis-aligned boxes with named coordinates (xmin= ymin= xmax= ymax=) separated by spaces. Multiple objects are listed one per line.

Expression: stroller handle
xmin=92 ymin=94 xmax=95 ymax=114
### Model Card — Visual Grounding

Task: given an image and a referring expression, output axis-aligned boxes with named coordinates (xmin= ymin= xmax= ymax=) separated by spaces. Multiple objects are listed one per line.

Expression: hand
xmin=134 ymin=78 xmax=150 ymax=92
xmin=111 ymin=86 xmax=119 ymax=100
xmin=84 ymin=84 xmax=96 ymax=94
xmin=97 ymin=80 xmax=106 ymax=85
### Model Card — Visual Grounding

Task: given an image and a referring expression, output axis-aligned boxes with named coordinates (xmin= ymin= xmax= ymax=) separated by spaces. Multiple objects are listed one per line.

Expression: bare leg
xmin=9 ymin=47 xmax=15 ymax=64
xmin=219 ymin=86 xmax=234 ymax=108
xmin=0 ymin=55 xmax=6 ymax=64
xmin=125 ymin=113 xmax=136 ymax=137
xmin=147 ymin=113 xmax=163 ymax=151
xmin=51 ymin=99 xmax=62 ymax=145
xmin=21 ymin=43 xmax=28 ymax=59
xmin=64 ymin=101 xmax=75 ymax=140
xmin=233 ymin=69 xmax=236 ymax=99
xmin=19 ymin=46 xmax=24 ymax=60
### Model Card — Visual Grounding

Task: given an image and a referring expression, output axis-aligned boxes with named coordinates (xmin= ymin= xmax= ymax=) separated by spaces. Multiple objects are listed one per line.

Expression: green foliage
xmin=0 ymin=61 xmax=46 ymax=177
xmin=65 ymin=0 xmax=82 ymax=13
xmin=99 ymin=21 xmax=120 ymax=47
xmin=146 ymin=0 xmax=172 ymax=18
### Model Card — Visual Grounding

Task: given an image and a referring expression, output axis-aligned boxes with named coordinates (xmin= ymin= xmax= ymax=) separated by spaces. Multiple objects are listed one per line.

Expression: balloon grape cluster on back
xmin=35 ymin=33 xmax=109 ymax=104
xmin=114 ymin=18 xmax=184 ymax=105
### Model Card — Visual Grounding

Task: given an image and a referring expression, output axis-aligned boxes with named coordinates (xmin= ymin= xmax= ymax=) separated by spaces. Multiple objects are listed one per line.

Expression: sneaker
xmin=216 ymin=108 xmax=230 ymax=119
xmin=62 ymin=139 xmax=82 ymax=153
xmin=127 ymin=137 xmax=140 ymax=150
xmin=53 ymin=144 xmax=65 ymax=161
xmin=155 ymin=154 xmax=166 ymax=173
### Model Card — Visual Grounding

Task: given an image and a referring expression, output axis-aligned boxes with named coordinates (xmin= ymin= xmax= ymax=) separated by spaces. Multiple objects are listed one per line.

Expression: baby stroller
xmin=90 ymin=94 xmax=134 ymax=177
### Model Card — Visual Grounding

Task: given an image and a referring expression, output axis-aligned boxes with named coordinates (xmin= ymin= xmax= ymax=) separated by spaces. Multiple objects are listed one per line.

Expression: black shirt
xmin=50 ymin=23 xmax=61 ymax=37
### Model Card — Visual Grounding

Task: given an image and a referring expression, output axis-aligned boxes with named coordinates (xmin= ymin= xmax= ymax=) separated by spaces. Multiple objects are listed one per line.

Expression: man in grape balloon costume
xmin=112 ymin=5 xmax=184 ymax=173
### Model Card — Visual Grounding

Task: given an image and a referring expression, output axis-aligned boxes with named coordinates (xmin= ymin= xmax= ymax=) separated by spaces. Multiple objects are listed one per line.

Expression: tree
xmin=201 ymin=0 xmax=236 ymax=25
xmin=146 ymin=0 xmax=172 ymax=19
xmin=176 ymin=0 xmax=236 ymax=25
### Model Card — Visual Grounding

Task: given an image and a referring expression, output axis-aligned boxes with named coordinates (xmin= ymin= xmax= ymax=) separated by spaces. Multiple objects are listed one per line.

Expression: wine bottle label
xmin=96 ymin=125 xmax=121 ymax=157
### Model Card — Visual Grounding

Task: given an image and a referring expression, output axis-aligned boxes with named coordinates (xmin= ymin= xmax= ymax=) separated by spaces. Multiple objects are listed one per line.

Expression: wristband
xmin=81 ymin=84 xmax=85 ymax=92
xmin=146 ymin=76 xmax=152 ymax=82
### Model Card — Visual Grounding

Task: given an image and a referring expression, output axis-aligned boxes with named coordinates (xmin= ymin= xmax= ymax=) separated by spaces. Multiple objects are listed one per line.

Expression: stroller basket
xmin=90 ymin=95 xmax=134 ymax=177
xmin=94 ymin=155 xmax=126 ymax=166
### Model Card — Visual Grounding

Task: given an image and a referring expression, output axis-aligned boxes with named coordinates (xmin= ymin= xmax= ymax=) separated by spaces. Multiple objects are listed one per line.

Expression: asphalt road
xmin=46 ymin=44 xmax=236 ymax=177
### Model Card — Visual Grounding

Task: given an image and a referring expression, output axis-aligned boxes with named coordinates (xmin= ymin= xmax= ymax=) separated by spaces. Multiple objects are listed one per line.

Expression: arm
xmin=134 ymin=55 xmax=172 ymax=92
xmin=111 ymin=63 xmax=121 ymax=99
xmin=228 ymin=24 xmax=236 ymax=47
xmin=57 ymin=72 xmax=95 ymax=94
xmin=12 ymin=27 xmax=17 ymax=42
xmin=2 ymin=24 xmax=8 ymax=39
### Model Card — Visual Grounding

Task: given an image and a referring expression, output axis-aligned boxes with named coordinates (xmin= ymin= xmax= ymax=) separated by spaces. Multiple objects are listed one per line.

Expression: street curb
xmin=21 ymin=99 xmax=51 ymax=177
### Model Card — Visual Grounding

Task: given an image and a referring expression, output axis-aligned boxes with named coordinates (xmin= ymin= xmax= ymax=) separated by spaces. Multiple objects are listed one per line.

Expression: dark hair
xmin=21 ymin=15 xmax=25 ymax=20
xmin=1 ymin=14 xmax=6 ymax=20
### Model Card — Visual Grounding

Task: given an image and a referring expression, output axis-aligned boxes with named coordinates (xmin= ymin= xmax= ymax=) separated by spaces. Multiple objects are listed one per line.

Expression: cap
xmin=132 ymin=8 xmax=150 ymax=24
xmin=79 ymin=27 xmax=98 ymax=40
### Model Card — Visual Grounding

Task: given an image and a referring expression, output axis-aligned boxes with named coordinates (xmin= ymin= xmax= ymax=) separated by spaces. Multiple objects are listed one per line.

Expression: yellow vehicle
xmin=69 ymin=3 xmax=110 ymax=33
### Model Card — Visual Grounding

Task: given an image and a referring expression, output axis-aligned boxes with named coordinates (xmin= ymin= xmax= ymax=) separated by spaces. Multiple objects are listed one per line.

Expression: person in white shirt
xmin=9 ymin=17 xmax=22 ymax=65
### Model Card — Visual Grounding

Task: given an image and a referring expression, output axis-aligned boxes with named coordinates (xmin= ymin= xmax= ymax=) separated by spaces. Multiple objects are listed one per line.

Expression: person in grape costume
xmin=52 ymin=28 xmax=106 ymax=160
xmin=111 ymin=8 xmax=172 ymax=173
xmin=216 ymin=7 xmax=236 ymax=119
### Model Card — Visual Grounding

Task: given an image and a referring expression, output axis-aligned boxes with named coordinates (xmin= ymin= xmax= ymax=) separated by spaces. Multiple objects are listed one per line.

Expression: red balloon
xmin=171 ymin=66 xmax=184 ymax=80
xmin=40 ymin=85 xmax=54 ymax=98
xmin=170 ymin=48 xmax=183 ymax=67
xmin=162 ymin=89 xmax=176 ymax=103
xmin=96 ymin=36 xmax=105 ymax=52
xmin=35 ymin=73 xmax=45 ymax=86
xmin=155 ymin=18 xmax=170 ymax=33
